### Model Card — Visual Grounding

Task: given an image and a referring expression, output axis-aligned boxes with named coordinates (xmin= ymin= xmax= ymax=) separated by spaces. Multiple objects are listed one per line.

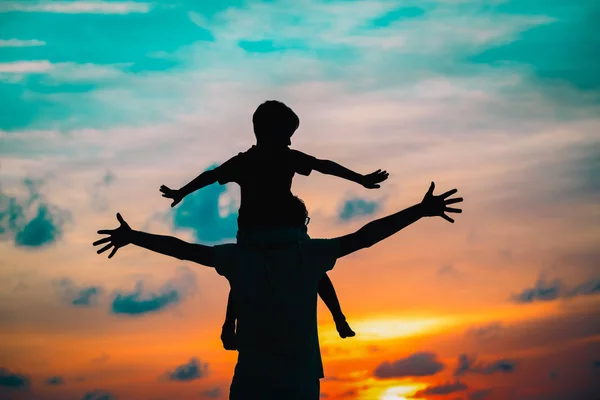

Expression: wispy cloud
xmin=0 ymin=1 xmax=152 ymax=14
xmin=0 ymin=39 xmax=46 ymax=47
xmin=0 ymin=60 xmax=52 ymax=73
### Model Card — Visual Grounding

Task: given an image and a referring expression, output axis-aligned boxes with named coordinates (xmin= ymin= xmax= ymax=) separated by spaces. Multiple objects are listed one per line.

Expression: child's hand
xmin=160 ymin=185 xmax=184 ymax=207
xmin=360 ymin=169 xmax=389 ymax=189
xmin=419 ymin=182 xmax=463 ymax=223
xmin=93 ymin=213 xmax=133 ymax=259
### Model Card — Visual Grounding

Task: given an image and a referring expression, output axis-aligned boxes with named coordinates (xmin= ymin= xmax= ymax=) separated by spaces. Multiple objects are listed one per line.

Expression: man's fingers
xmin=445 ymin=207 xmax=462 ymax=213
xmin=445 ymin=197 xmax=463 ymax=205
xmin=93 ymin=237 xmax=111 ymax=246
xmin=108 ymin=247 xmax=118 ymax=259
xmin=116 ymin=213 xmax=125 ymax=224
xmin=97 ymin=243 xmax=113 ymax=254
xmin=97 ymin=229 xmax=115 ymax=235
xmin=440 ymin=188 xmax=458 ymax=199
xmin=441 ymin=213 xmax=455 ymax=223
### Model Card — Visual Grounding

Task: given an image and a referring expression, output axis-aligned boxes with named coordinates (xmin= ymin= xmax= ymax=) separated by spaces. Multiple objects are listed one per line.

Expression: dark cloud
xmin=166 ymin=358 xmax=208 ymax=382
xmin=0 ymin=178 xmax=70 ymax=248
xmin=415 ymin=381 xmax=468 ymax=397
xmin=0 ymin=368 xmax=29 ymax=390
xmin=593 ymin=360 xmax=600 ymax=369
xmin=374 ymin=352 xmax=445 ymax=379
xmin=200 ymin=387 xmax=221 ymax=398
xmin=338 ymin=198 xmax=381 ymax=222
xmin=438 ymin=264 xmax=462 ymax=277
xmin=339 ymin=389 xmax=356 ymax=397
xmin=566 ymin=279 xmax=600 ymax=298
xmin=455 ymin=354 xmax=516 ymax=376
xmin=46 ymin=376 xmax=64 ymax=385
xmin=111 ymin=267 xmax=196 ymax=316
xmin=171 ymin=165 xmax=237 ymax=244
xmin=55 ymin=278 xmax=103 ymax=307
xmin=513 ymin=276 xmax=600 ymax=303
xmin=470 ymin=389 xmax=492 ymax=400
xmin=90 ymin=353 xmax=110 ymax=365
xmin=81 ymin=390 xmax=116 ymax=400
xmin=466 ymin=322 xmax=503 ymax=341
xmin=320 ymin=394 xmax=329 ymax=399
xmin=549 ymin=370 xmax=558 ymax=380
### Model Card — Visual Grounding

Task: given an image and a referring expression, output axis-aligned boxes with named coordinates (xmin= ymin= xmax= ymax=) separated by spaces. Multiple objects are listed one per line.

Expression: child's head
xmin=252 ymin=100 xmax=299 ymax=147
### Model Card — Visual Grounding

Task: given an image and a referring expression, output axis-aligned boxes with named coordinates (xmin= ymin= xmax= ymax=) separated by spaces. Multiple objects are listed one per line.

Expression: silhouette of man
xmin=94 ymin=182 xmax=462 ymax=399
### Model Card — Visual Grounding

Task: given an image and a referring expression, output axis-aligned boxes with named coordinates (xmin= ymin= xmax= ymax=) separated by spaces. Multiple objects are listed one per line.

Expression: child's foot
xmin=335 ymin=318 xmax=356 ymax=339
xmin=221 ymin=324 xmax=237 ymax=351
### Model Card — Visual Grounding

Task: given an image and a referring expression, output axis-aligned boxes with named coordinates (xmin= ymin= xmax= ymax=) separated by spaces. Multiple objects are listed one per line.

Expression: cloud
xmin=373 ymin=352 xmax=445 ymax=379
xmin=415 ymin=381 xmax=468 ymax=397
xmin=111 ymin=266 xmax=196 ymax=315
xmin=46 ymin=376 xmax=64 ymax=385
xmin=81 ymin=390 xmax=116 ymax=400
xmin=320 ymin=394 xmax=329 ymax=398
xmin=438 ymin=264 xmax=462 ymax=277
xmin=339 ymin=389 xmax=356 ymax=397
xmin=200 ymin=387 xmax=221 ymax=398
xmin=165 ymin=358 xmax=208 ymax=382
xmin=468 ymin=0 xmax=600 ymax=104
xmin=55 ymin=278 xmax=103 ymax=307
xmin=0 ymin=178 xmax=70 ymax=248
xmin=454 ymin=354 xmax=517 ymax=376
xmin=469 ymin=389 xmax=492 ymax=400
xmin=171 ymin=165 xmax=238 ymax=244
xmin=90 ymin=170 xmax=116 ymax=211
xmin=512 ymin=276 xmax=600 ymax=303
xmin=0 ymin=39 xmax=46 ymax=47
xmin=465 ymin=322 xmax=503 ymax=341
xmin=338 ymin=197 xmax=381 ymax=221
xmin=0 ymin=2 xmax=152 ymax=14
xmin=0 ymin=60 xmax=52 ymax=73
xmin=0 ymin=368 xmax=29 ymax=390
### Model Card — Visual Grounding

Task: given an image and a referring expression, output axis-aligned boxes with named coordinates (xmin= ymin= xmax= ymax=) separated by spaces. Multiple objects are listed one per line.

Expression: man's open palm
xmin=420 ymin=182 xmax=463 ymax=223
xmin=362 ymin=169 xmax=389 ymax=189
xmin=160 ymin=185 xmax=183 ymax=207
xmin=93 ymin=213 xmax=132 ymax=259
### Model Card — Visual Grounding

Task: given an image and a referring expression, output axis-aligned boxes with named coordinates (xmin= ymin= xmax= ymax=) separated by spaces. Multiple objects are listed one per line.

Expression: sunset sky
xmin=1 ymin=1 xmax=599 ymax=399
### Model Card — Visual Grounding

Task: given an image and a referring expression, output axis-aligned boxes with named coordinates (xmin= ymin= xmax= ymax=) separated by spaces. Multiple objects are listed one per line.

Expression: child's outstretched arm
xmin=160 ymin=153 xmax=242 ymax=207
xmin=312 ymin=158 xmax=389 ymax=189
xmin=160 ymin=169 xmax=219 ymax=207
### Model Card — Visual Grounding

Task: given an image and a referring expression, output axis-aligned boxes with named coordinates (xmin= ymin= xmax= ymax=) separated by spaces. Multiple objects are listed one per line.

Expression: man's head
xmin=278 ymin=195 xmax=309 ymax=228
xmin=252 ymin=100 xmax=300 ymax=147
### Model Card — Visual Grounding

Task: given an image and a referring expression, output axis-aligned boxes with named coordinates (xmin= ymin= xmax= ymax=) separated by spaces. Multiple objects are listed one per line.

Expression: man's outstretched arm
xmin=337 ymin=182 xmax=463 ymax=258
xmin=93 ymin=213 xmax=214 ymax=266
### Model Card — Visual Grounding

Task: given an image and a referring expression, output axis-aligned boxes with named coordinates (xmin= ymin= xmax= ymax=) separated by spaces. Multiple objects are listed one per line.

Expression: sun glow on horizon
xmin=351 ymin=317 xmax=454 ymax=340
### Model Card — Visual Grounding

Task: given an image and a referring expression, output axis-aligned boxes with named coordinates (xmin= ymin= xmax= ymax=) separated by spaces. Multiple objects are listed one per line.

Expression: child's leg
xmin=220 ymin=289 xmax=237 ymax=350
xmin=318 ymin=273 xmax=355 ymax=338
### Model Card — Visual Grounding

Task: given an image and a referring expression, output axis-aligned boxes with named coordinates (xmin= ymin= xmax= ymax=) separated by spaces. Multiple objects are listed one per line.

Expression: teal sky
xmin=1 ymin=2 xmax=599 ymax=400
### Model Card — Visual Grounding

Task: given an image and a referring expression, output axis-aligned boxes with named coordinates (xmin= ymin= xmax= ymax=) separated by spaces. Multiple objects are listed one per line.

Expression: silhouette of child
xmin=160 ymin=100 xmax=388 ymax=350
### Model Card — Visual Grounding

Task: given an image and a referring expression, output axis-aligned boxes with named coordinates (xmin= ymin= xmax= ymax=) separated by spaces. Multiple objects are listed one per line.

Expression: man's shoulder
xmin=304 ymin=238 xmax=341 ymax=261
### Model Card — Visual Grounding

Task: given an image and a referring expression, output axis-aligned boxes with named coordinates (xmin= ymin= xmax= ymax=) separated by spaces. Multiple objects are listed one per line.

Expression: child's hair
xmin=252 ymin=100 xmax=300 ymax=144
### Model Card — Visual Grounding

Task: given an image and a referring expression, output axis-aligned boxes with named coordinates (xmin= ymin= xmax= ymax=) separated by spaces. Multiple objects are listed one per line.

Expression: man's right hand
xmin=93 ymin=213 xmax=133 ymax=259
xmin=420 ymin=182 xmax=463 ymax=223
xmin=160 ymin=185 xmax=184 ymax=207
